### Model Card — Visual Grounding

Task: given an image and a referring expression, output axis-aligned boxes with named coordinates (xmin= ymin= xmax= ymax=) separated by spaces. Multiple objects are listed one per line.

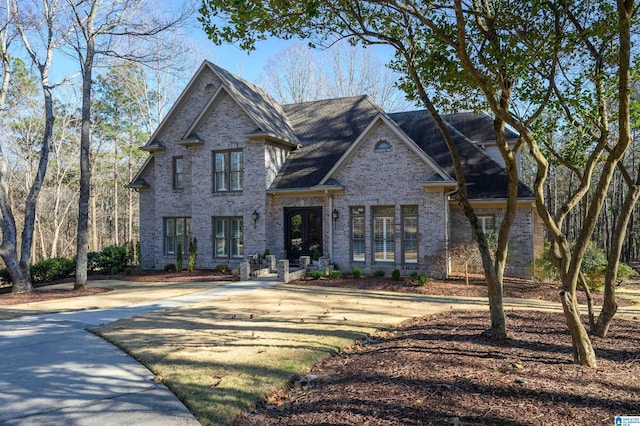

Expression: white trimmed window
xmin=213 ymin=150 xmax=243 ymax=192
xmin=478 ymin=215 xmax=495 ymax=234
xmin=214 ymin=217 xmax=243 ymax=258
xmin=164 ymin=217 xmax=191 ymax=255
xmin=373 ymin=206 xmax=395 ymax=262
xmin=402 ymin=206 xmax=418 ymax=263
xmin=351 ymin=206 xmax=365 ymax=262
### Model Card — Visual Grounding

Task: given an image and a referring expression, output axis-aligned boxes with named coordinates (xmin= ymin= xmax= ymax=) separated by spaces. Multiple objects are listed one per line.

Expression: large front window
xmin=214 ymin=150 xmax=243 ymax=192
xmin=402 ymin=205 xmax=418 ymax=263
xmin=373 ymin=206 xmax=395 ymax=262
xmin=351 ymin=206 xmax=365 ymax=262
xmin=214 ymin=217 xmax=243 ymax=258
xmin=164 ymin=217 xmax=191 ymax=255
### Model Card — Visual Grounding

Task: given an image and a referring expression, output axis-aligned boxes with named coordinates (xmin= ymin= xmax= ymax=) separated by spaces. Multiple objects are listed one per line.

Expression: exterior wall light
xmin=332 ymin=209 xmax=339 ymax=221
xmin=252 ymin=209 xmax=259 ymax=224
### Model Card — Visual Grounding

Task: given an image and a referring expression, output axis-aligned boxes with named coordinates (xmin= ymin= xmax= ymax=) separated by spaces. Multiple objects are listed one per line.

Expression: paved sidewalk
xmin=0 ymin=277 xmax=280 ymax=425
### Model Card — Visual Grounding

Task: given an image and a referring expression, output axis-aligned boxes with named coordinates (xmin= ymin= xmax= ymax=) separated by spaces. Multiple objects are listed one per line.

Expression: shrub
xmin=124 ymin=267 xmax=133 ymax=275
xmin=110 ymin=266 xmax=120 ymax=275
xmin=409 ymin=272 xmax=419 ymax=281
xmin=188 ymin=238 xmax=198 ymax=272
xmin=30 ymin=257 xmax=75 ymax=283
xmin=164 ymin=264 xmax=176 ymax=272
xmin=0 ymin=268 xmax=10 ymax=284
xmin=417 ymin=274 xmax=428 ymax=286
xmin=352 ymin=267 xmax=361 ymax=279
xmin=391 ymin=269 xmax=401 ymax=281
xmin=176 ymin=242 xmax=183 ymax=272
xmin=535 ymin=242 xmax=636 ymax=289
xmin=618 ymin=262 xmax=638 ymax=283
xmin=327 ymin=270 xmax=343 ymax=280
xmin=264 ymin=249 xmax=270 ymax=257
xmin=231 ymin=268 xmax=240 ymax=277
xmin=214 ymin=264 xmax=228 ymax=273
xmin=307 ymin=270 xmax=324 ymax=279
xmin=373 ymin=269 xmax=385 ymax=277
xmin=98 ymin=245 xmax=131 ymax=273
xmin=87 ymin=252 xmax=101 ymax=272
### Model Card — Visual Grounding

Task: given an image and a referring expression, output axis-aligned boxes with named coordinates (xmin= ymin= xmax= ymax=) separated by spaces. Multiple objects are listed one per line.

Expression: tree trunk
xmin=560 ymin=289 xmax=597 ymax=366
xmin=113 ymin=139 xmax=119 ymax=245
xmin=75 ymin=41 xmax=95 ymax=290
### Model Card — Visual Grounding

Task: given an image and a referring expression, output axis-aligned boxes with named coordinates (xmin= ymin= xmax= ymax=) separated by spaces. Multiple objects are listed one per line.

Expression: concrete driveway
xmin=1 ymin=277 xmax=638 ymax=425
xmin=0 ymin=278 xmax=280 ymax=425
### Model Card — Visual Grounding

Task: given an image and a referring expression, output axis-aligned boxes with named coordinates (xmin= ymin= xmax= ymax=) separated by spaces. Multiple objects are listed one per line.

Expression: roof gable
xmin=270 ymin=96 xmax=382 ymax=189
xmin=204 ymin=61 xmax=299 ymax=145
xmin=320 ymin=113 xmax=453 ymax=185
xmin=389 ymin=110 xmax=533 ymax=199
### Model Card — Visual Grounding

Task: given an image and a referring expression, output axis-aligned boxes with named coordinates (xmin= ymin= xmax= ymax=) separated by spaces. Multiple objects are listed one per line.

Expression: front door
xmin=285 ymin=207 xmax=323 ymax=263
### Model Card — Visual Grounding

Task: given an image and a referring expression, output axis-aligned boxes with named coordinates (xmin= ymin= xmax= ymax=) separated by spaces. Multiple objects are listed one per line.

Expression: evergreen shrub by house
xmin=188 ymin=238 xmax=198 ymax=272
xmin=374 ymin=269 xmax=385 ymax=277
xmin=176 ymin=242 xmax=183 ymax=272
xmin=308 ymin=270 xmax=324 ymax=279
xmin=327 ymin=270 xmax=342 ymax=280
xmin=30 ymin=257 xmax=75 ymax=283
xmin=391 ymin=269 xmax=401 ymax=281
xmin=352 ymin=267 xmax=361 ymax=278
xmin=98 ymin=245 xmax=131 ymax=273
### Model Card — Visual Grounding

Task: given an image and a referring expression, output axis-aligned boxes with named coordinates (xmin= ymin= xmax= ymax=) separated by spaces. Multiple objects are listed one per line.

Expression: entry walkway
xmin=0 ymin=277 xmax=280 ymax=425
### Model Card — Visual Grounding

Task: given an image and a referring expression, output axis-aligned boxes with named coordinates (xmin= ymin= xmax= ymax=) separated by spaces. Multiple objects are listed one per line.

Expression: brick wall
xmin=449 ymin=204 xmax=538 ymax=278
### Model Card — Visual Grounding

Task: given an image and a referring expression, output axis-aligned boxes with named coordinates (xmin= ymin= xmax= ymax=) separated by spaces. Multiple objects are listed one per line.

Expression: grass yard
xmin=92 ymin=284 xmax=455 ymax=425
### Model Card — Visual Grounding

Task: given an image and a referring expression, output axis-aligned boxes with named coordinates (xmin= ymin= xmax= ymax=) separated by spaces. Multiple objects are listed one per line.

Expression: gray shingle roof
xmin=270 ymin=96 xmax=382 ymax=189
xmin=389 ymin=110 xmax=533 ymax=199
xmin=206 ymin=61 xmax=300 ymax=145
xmin=442 ymin=111 xmax=519 ymax=142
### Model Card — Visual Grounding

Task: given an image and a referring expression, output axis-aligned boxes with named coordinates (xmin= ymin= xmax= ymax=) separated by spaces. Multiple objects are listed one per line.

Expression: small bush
xmin=374 ymin=269 xmax=385 ymax=277
xmin=410 ymin=272 xmax=419 ymax=281
xmin=618 ymin=262 xmax=638 ymax=282
xmin=98 ymin=245 xmax=131 ymax=273
xmin=264 ymin=249 xmax=270 ymax=257
xmin=110 ymin=266 xmax=120 ymax=275
xmin=164 ymin=264 xmax=176 ymax=272
xmin=231 ymin=268 xmax=240 ymax=277
xmin=417 ymin=274 xmax=428 ymax=286
xmin=30 ymin=257 xmax=75 ymax=283
xmin=391 ymin=269 xmax=401 ymax=281
xmin=0 ymin=268 xmax=10 ymax=284
xmin=327 ymin=270 xmax=343 ymax=280
xmin=214 ymin=264 xmax=228 ymax=273
xmin=124 ymin=267 xmax=133 ymax=275
xmin=352 ymin=267 xmax=361 ymax=279
xmin=308 ymin=270 xmax=324 ymax=280
xmin=188 ymin=238 xmax=198 ymax=272
xmin=87 ymin=252 xmax=101 ymax=272
xmin=176 ymin=242 xmax=183 ymax=272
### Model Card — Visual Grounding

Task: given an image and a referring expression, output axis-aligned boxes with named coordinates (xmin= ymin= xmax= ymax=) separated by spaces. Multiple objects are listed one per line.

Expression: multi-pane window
xmin=351 ymin=207 xmax=365 ymax=262
xmin=164 ymin=217 xmax=191 ymax=255
xmin=173 ymin=156 xmax=184 ymax=189
xmin=477 ymin=215 xmax=495 ymax=234
xmin=402 ymin=206 xmax=418 ymax=263
xmin=213 ymin=150 xmax=243 ymax=192
xmin=214 ymin=217 xmax=243 ymax=258
xmin=373 ymin=206 xmax=395 ymax=262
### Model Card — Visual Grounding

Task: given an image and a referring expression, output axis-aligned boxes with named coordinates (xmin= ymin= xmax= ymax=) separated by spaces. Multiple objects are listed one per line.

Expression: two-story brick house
xmin=128 ymin=61 xmax=542 ymax=278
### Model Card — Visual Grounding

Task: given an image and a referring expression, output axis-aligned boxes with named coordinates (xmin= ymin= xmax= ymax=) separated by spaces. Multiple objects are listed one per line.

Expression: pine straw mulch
xmin=0 ymin=269 xmax=235 ymax=305
xmin=290 ymin=274 xmax=637 ymax=307
xmin=237 ymin=310 xmax=640 ymax=426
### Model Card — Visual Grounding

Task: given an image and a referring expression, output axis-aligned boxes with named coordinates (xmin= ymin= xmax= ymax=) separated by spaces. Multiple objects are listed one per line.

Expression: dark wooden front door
xmin=285 ymin=207 xmax=322 ymax=263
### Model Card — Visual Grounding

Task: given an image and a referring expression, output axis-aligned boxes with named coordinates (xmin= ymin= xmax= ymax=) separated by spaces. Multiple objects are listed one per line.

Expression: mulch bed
xmin=0 ymin=287 xmax=111 ymax=306
xmin=290 ymin=274 xmax=637 ymax=307
xmin=238 ymin=310 xmax=640 ymax=425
